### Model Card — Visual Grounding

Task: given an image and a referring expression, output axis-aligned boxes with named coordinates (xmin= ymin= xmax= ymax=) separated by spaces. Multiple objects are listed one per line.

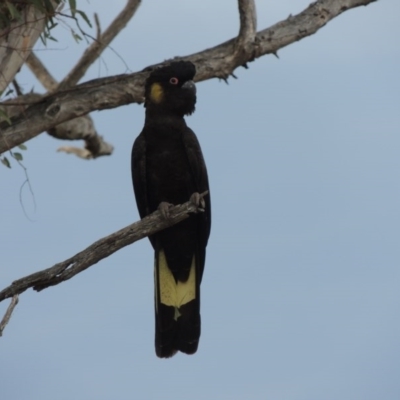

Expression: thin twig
xmin=0 ymin=192 xmax=209 ymax=303
xmin=94 ymin=13 xmax=101 ymax=40
xmin=0 ymin=0 xmax=378 ymax=154
xmin=8 ymin=151 xmax=37 ymax=221
xmin=12 ymin=79 xmax=23 ymax=96
xmin=0 ymin=295 xmax=19 ymax=336
xmin=20 ymin=1 xmax=140 ymax=158
xmin=58 ymin=0 xmax=141 ymax=89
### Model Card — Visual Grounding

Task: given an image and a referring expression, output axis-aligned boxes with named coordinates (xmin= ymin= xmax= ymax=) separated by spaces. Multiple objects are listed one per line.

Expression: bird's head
xmin=144 ymin=61 xmax=197 ymax=116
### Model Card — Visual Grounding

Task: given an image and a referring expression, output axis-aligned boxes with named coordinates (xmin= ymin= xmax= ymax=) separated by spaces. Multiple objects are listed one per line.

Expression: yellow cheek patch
xmin=150 ymin=83 xmax=164 ymax=103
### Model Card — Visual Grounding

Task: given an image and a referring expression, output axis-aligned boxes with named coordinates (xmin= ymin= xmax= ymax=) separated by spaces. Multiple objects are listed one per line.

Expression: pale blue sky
xmin=1 ymin=1 xmax=400 ymax=399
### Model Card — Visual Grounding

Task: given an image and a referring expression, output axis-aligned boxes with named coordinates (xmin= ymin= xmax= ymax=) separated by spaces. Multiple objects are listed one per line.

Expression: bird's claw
xmin=189 ymin=192 xmax=205 ymax=212
xmin=158 ymin=201 xmax=173 ymax=219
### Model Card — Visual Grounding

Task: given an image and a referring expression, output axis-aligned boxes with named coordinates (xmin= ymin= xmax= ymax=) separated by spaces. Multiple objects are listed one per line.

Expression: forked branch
xmin=0 ymin=192 xmax=209 ymax=303
xmin=0 ymin=0 xmax=378 ymax=155
xmin=235 ymin=0 xmax=257 ymax=58
xmin=21 ymin=1 xmax=141 ymax=158
xmin=58 ymin=0 xmax=142 ymax=89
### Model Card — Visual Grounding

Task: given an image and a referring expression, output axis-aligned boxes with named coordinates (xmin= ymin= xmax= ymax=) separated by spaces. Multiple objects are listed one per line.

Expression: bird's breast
xmin=146 ymin=138 xmax=193 ymax=208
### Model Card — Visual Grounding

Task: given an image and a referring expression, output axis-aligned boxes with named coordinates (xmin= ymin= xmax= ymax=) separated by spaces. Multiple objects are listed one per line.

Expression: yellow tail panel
xmin=157 ymin=250 xmax=196 ymax=309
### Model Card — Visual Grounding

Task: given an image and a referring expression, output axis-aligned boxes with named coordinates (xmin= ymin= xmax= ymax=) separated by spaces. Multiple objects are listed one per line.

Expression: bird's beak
xmin=182 ymin=80 xmax=196 ymax=94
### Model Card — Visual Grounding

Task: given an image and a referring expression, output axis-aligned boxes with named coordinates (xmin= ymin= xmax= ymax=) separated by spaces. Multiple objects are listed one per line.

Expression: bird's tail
xmin=154 ymin=249 xmax=201 ymax=358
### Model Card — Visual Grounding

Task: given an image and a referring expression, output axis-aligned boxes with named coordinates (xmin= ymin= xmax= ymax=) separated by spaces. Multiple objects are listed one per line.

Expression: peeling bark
xmin=0 ymin=4 xmax=47 ymax=93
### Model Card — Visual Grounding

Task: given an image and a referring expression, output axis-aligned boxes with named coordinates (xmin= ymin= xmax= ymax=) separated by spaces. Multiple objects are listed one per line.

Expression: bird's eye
xmin=169 ymin=77 xmax=179 ymax=85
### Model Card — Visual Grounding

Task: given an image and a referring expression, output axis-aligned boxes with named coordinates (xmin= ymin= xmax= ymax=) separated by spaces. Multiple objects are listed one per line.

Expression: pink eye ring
xmin=169 ymin=77 xmax=179 ymax=85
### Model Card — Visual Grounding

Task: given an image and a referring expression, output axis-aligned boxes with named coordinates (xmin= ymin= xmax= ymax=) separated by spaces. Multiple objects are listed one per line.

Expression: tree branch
xmin=16 ymin=1 xmax=141 ymax=158
xmin=0 ymin=0 xmax=378 ymax=154
xmin=49 ymin=113 xmax=114 ymax=159
xmin=0 ymin=295 xmax=19 ymax=337
xmin=0 ymin=91 xmax=114 ymax=159
xmin=235 ymin=0 xmax=257 ymax=58
xmin=58 ymin=0 xmax=141 ymax=89
xmin=0 ymin=192 xmax=209 ymax=303
xmin=0 ymin=5 xmax=47 ymax=93
xmin=25 ymin=52 xmax=58 ymax=92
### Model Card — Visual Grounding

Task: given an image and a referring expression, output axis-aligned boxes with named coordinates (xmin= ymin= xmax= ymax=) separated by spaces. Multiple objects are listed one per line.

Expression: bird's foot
xmin=189 ymin=192 xmax=205 ymax=212
xmin=158 ymin=201 xmax=173 ymax=219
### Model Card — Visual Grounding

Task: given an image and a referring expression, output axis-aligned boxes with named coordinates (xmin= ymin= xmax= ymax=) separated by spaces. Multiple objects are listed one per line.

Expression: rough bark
xmin=2 ymin=0 xmax=141 ymax=159
xmin=0 ymin=192 xmax=209 ymax=302
xmin=0 ymin=0 xmax=378 ymax=155
xmin=0 ymin=295 xmax=18 ymax=336
xmin=0 ymin=4 xmax=47 ymax=93
xmin=0 ymin=0 xmax=380 ymax=335
xmin=58 ymin=0 xmax=142 ymax=89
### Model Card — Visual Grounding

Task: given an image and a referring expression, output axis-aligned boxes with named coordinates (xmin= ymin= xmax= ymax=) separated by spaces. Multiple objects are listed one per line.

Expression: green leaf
xmin=42 ymin=0 xmax=55 ymax=14
xmin=39 ymin=33 xmax=46 ymax=46
xmin=48 ymin=21 xmax=58 ymax=30
xmin=76 ymin=10 xmax=92 ymax=28
xmin=0 ymin=13 xmax=10 ymax=30
xmin=0 ymin=109 xmax=11 ymax=125
xmin=13 ymin=152 xmax=23 ymax=161
xmin=46 ymin=15 xmax=55 ymax=29
xmin=18 ymin=144 xmax=27 ymax=150
xmin=68 ymin=0 xmax=77 ymax=16
xmin=71 ymin=31 xmax=82 ymax=43
xmin=30 ymin=0 xmax=45 ymax=12
xmin=6 ymin=1 xmax=21 ymax=20
xmin=1 ymin=157 xmax=11 ymax=168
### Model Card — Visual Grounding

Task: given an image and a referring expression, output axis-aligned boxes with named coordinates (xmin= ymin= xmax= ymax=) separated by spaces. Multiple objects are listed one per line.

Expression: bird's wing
xmin=181 ymin=127 xmax=212 ymax=249
xmin=131 ymin=132 xmax=149 ymax=220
